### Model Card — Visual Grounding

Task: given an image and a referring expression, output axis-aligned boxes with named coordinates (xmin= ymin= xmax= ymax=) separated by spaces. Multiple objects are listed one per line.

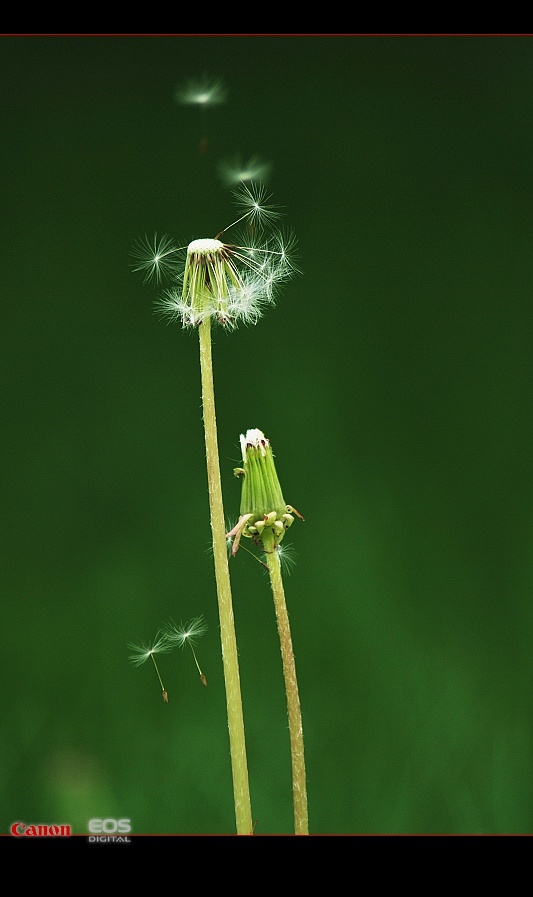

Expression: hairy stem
xmin=264 ymin=537 xmax=309 ymax=834
xmin=198 ymin=318 xmax=253 ymax=835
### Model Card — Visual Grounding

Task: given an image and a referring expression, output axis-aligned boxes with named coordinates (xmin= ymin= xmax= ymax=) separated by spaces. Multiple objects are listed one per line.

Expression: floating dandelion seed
xmin=128 ymin=632 xmax=171 ymax=703
xmin=163 ymin=616 xmax=208 ymax=686
xmin=218 ymin=154 xmax=272 ymax=188
xmin=227 ymin=181 xmax=282 ymax=232
xmin=174 ymin=74 xmax=228 ymax=107
xmin=132 ymin=183 xmax=298 ymax=330
xmin=174 ymin=74 xmax=228 ymax=156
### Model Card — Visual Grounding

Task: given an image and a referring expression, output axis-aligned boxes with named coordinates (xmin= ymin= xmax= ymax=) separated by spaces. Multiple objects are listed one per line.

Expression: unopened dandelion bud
xmin=233 ymin=430 xmax=309 ymax=832
xmin=227 ymin=428 xmax=303 ymax=555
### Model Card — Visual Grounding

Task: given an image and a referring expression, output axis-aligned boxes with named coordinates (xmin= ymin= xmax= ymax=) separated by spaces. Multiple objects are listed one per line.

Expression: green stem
xmin=264 ymin=537 xmax=309 ymax=834
xmin=198 ymin=318 xmax=253 ymax=835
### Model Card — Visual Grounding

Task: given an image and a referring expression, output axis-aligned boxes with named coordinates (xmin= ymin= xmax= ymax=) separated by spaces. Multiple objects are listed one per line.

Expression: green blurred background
xmin=1 ymin=34 xmax=532 ymax=836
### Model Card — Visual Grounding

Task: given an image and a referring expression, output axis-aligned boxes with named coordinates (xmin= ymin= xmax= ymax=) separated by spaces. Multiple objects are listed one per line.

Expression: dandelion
xmin=128 ymin=632 xmax=172 ymax=703
xmin=163 ymin=616 xmax=208 ymax=686
xmin=134 ymin=184 xmax=297 ymax=331
xmin=133 ymin=187 xmax=298 ymax=835
xmin=227 ymin=428 xmax=308 ymax=835
xmin=218 ymin=154 xmax=272 ymax=188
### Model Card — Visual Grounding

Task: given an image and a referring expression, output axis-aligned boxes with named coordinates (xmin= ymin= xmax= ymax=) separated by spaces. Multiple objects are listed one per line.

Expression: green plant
xmin=227 ymin=428 xmax=308 ymax=834
xmin=132 ymin=184 xmax=297 ymax=834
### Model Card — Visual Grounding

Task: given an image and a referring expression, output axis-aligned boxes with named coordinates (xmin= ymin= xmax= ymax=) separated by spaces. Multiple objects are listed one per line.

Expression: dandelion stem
xmin=198 ymin=318 xmax=253 ymax=835
xmin=263 ymin=534 xmax=309 ymax=834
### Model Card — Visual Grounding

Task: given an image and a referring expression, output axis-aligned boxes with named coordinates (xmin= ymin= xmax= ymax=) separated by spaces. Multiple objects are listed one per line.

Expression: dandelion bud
xmin=226 ymin=429 xmax=302 ymax=555
xmin=239 ymin=431 xmax=286 ymax=519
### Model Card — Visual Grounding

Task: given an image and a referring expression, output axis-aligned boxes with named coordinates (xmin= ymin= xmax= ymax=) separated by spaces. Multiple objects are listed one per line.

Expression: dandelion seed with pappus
xmin=173 ymin=74 xmax=228 ymax=156
xmin=128 ymin=633 xmax=171 ymax=703
xmin=163 ymin=616 xmax=208 ymax=687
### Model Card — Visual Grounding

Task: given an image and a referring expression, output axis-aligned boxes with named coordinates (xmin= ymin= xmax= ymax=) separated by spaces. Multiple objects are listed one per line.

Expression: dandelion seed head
xmin=134 ymin=185 xmax=299 ymax=330
xmin=187 ymin=238 xmax=224 ymax=255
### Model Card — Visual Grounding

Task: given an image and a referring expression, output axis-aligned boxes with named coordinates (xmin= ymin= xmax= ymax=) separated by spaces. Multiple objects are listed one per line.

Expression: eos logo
xmin=88 ymin=818 xmax=132 ymax=834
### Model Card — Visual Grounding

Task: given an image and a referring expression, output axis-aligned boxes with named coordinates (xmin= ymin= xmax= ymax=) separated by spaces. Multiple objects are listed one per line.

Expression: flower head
xmin=132 ymin=185 xmax=298 ymax=330
xmin=226 ymin=429 xmax=304 ymax=556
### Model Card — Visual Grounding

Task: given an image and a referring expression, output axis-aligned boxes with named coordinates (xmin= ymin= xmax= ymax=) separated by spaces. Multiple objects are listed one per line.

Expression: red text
xmin=11 ymin=822 xmax=71 ymax=837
